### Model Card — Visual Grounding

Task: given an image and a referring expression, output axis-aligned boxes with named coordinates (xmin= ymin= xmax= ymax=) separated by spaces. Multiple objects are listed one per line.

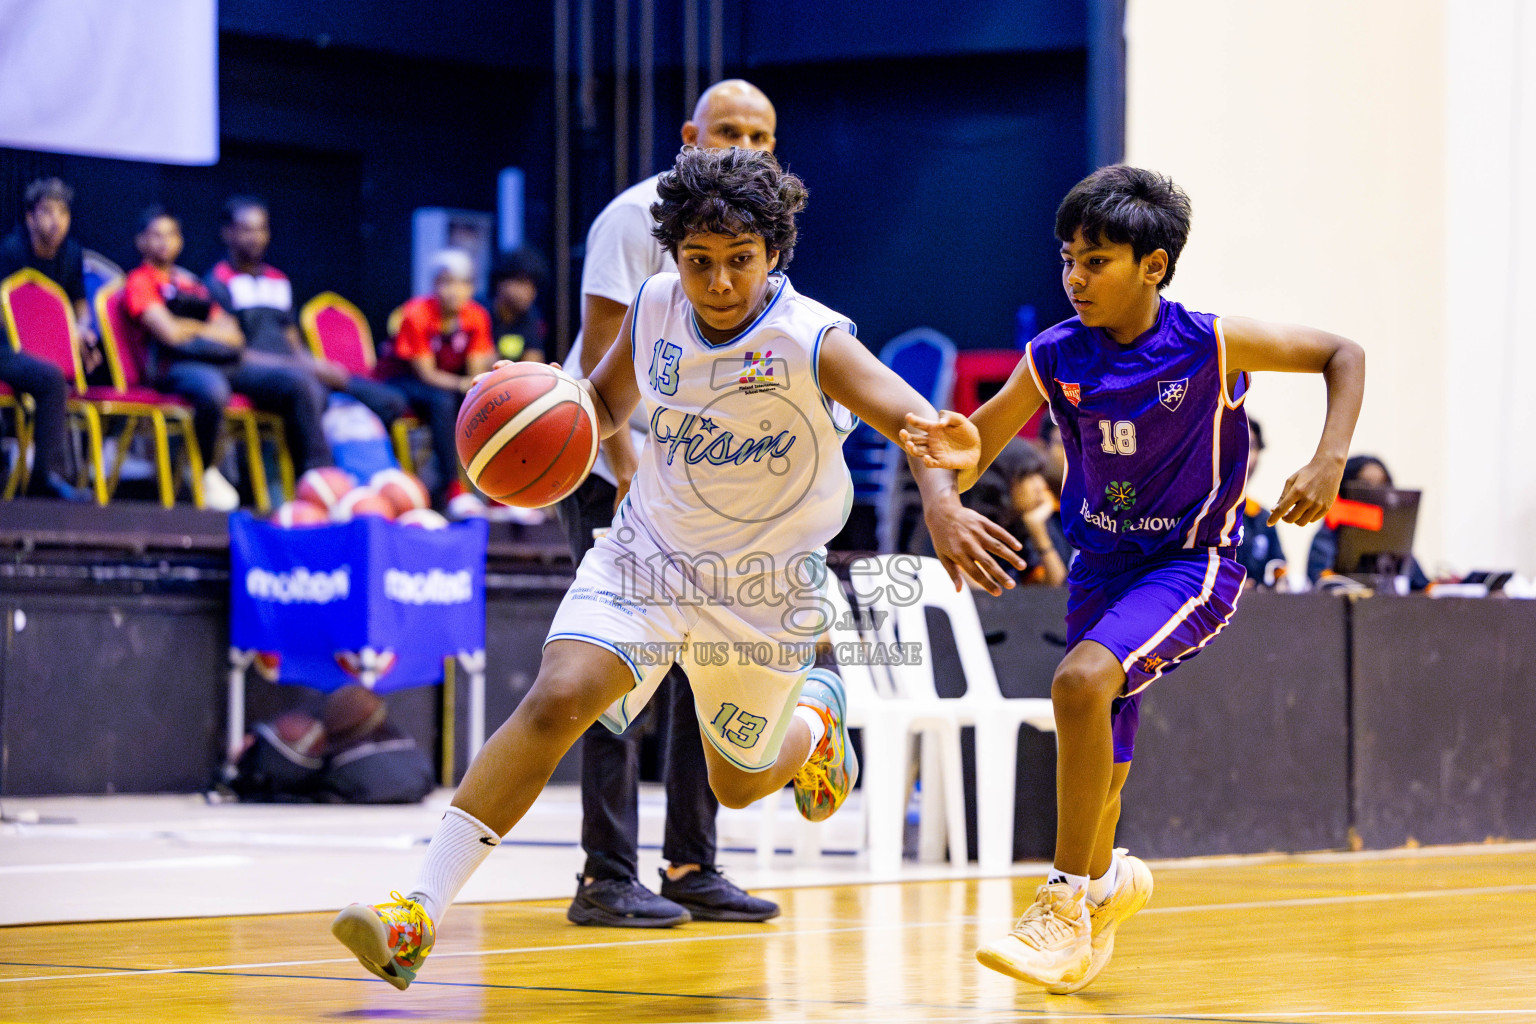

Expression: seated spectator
xmin=1307 ymin=454 xmax=1430 ymax=591
xmin=1235 ymin=418 xmax=1287 ymax=589
xmin=205 ymin=197 xmax=407 ymax=426
xmin=377 ymin=250 xmax=494 ymax=507
xmin=490 ymin=249 xmax=547 ymax=364
xmin=0 ymin=178 xmax=92 ymax=500
xmin=126 ymin=206 xmax=331 ymax=510
xmin=930 ymin=438 xmax=1069 ymax=585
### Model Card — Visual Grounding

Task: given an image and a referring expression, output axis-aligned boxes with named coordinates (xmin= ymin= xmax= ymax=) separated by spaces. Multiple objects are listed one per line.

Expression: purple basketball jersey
xmin=1026 ymin=298 xmax=1250 ymax=559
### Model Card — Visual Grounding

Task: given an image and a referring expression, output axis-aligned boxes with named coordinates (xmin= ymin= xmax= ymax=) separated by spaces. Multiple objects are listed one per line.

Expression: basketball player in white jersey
xmin=331 ymin=146 xmax=1027 ymax=990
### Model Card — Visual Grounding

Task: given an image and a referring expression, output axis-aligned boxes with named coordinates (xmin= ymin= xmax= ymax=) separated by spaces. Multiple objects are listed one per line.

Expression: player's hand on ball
xmin=925 ymin=497 xmax=1027 ymax=596
xmin=468 ymin=360 xmax=514 ymax=388
xmin=900 ymin=411 xmax=981 ymax=471
xmin=1269 ymin=453 xmax=1346 ymax=526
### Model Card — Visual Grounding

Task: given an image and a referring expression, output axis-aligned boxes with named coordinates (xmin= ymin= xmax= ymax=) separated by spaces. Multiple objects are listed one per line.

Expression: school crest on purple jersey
xmin=1158 ymin=378 xmax=1188 ymax=412
xmin=1025 ymin=299 xmax=1250 ymax=560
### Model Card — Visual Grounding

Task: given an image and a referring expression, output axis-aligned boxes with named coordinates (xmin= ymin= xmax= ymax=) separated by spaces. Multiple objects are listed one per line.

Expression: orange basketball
xmin=271 ymin=499 xmax=329 ymax=527
xmin=296 ymin=467 xmax=356 ymax=510
xmin=369 ymin=468 xmax=430 ymax=516
xmin=456 ymin=363 xmax=599 ymax=508
xmin=330 ymin=486 xmax=396 ymax=522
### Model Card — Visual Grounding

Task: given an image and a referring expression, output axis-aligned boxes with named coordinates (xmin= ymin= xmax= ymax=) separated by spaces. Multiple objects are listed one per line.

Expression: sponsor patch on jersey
xmin=709 ymin=354 xmax=789 ymax=391
xmin=1056 ymin=379 xmax=1082 ymax=406
xmin=1158 ymin=378 xmax=1188 ymax=412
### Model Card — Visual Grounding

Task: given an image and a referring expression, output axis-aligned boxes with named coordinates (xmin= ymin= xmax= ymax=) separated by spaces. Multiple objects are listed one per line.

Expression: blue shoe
xmin=792 ymin=669 xmax=858 ymax=822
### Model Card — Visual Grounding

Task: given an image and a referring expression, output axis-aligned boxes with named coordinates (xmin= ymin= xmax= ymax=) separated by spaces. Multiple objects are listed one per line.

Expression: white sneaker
xmin=202 ymin=467 xmax=240 ymax=511
xmin=1045 ymin=849 xmax=1154 ymax=994
xmin=976 ymin=881 xmax=1092 ymax=989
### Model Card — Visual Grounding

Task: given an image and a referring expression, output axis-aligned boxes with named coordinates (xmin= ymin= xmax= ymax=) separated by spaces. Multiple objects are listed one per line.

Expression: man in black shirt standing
xmin=0 ymin=178 xmax=91 ymax=500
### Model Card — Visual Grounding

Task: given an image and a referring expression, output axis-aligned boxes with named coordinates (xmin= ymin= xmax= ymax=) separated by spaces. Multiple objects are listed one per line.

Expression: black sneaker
xmin=566 ymin=874 xmax=691 ymax=928
xmin=659 ymin=866 xmax=781 ymax=922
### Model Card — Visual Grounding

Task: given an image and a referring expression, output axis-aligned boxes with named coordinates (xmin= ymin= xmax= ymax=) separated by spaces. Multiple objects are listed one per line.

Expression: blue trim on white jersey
xmin=626 ymin=276 xmax=651 ymax=359
xmin=685 ymin=272 xmax=789 ymax=351
xmin=812 ymin=322 xmax=861 ymax=437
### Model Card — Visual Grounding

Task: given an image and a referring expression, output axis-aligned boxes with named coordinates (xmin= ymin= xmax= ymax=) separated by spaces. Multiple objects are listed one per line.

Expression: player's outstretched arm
xmin=1223 ymin=317 xmax=1366 ymax=526
xmin=899 ymin=354 xmax=1048 ymax=492
xmin=818 ymin=327 xmax=1026 ymax=595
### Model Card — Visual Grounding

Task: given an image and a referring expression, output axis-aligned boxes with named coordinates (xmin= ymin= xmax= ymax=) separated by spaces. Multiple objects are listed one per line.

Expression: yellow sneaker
xmin=791 ymin=669 xmax=858 ymax=823
xmin=1045 ymin=849 xmax=1154 ymax=994
xmin=331 ymin=891 xmax=436 ymax=990
xmin=976 ymin=882 xmax=1091 ymax=989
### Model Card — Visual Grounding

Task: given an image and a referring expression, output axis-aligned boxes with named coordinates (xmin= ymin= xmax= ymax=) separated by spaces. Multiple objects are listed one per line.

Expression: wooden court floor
xmin=3 ymin=849 xmax=1534 ymax=1023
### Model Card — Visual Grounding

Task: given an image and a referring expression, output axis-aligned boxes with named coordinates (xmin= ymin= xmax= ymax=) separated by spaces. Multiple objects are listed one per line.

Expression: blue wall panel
xmin=751 ymin=52 xmax=1088 ymax=352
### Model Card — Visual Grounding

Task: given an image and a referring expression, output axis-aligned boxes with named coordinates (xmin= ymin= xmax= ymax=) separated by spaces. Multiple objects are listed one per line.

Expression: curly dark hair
xmin=1055 ymin=165 xmax=1192 ymax=289
xmin=650 ymin=146 xmax=807 ymax=267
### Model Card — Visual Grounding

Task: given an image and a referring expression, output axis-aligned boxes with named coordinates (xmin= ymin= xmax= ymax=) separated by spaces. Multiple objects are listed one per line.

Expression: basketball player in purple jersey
xmin=902 ymin=165 xmax=1365 ymax=993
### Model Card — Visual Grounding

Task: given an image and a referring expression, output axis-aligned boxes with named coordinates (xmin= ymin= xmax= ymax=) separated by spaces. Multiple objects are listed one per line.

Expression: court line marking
xmin=0 ymin=855 xmax=252 ymax=875
xmin=2 ymin=963 xmax=1532 ymax=1021
xmin=4 ymin=880 xmax=1535 ymax=988
xmin=1138 ymin=882 xmax=1536 ymax=916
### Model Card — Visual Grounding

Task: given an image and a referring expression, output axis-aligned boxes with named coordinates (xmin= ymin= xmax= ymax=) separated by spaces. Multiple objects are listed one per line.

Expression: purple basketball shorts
xmin=1065 ymin=547 xmax=1247 ymax=762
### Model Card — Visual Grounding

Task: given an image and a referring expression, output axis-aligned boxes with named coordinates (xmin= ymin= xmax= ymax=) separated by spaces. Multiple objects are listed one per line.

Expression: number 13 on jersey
xmin=648 ymin=338 xmax=682 ymax=396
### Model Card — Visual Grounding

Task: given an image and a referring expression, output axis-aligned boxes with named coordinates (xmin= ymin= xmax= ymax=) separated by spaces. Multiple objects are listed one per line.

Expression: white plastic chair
xmin=754 ymin=574 xmax=969 ymax=875
xmin=856 ymin=555 xmax=1056 ymax=872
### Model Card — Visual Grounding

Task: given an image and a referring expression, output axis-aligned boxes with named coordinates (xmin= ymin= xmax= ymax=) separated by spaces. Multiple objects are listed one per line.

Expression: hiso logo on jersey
xmin=1158 ymin=378 xmax=1188 ymax=412
xmin=740 ymin=350 xmax=774 ymax=384
xmin=709 ymin=353 xmax=789 ymax=393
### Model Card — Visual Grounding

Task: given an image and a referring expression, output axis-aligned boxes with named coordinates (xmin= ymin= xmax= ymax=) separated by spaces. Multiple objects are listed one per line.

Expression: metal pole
xmin=638 ymin=0 xmax=654 ymax=176
xmin=554 ymin=0 xmax=572 ymax=358
xmin=708 ymin=0 xmax=723 ymax=88
xmin=614 ymin=0 xmax=630 ymax=190
xmin=683 ymin=0 xmax=699 ymax=114
xmin=579 ymin=0 xmax=595 ymax=131
xmin=461 ymin=650 xmax=488 ymax=758
xmin=226 ymin=648 xmax=253 ymax=766
xmin=441 ymin=655 xmax=457 ymax=787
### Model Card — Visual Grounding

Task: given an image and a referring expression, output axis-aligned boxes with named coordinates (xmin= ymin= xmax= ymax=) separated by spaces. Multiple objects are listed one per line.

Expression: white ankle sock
xmin=406 ymin=807 xmax=500 ymax=926
xmin=1047 ymin=867 xmax=1089 ymax=893
xmin=1087 ymin=856 xmax=1119 ymax=904
xmin=793 ymin=704 xmax=827 ymax=752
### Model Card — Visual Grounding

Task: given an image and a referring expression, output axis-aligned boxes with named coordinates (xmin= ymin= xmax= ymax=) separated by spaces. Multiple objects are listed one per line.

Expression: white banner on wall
xmin=0 ymin=0 xmax=218 ymax=165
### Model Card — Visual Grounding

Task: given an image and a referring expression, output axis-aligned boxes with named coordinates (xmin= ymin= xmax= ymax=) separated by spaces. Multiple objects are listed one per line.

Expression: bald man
xmin=559 ymin=80 xmax=780 ymax=929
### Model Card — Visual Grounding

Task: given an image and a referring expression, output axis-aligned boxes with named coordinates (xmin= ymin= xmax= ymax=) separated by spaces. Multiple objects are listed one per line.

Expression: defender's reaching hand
xmin=925 ymin=495 xmax=1028 ymax=596
xmin=900 ymin=411 xmax=981 ymax=472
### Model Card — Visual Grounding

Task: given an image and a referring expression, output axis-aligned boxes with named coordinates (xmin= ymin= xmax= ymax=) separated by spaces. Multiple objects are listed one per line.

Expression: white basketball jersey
xmin=625 ymin=272 xmax=857 ymax=565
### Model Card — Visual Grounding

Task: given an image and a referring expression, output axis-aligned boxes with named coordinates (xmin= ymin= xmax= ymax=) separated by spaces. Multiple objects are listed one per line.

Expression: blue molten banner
xmin=229 ymin=513 xmax=488 ymax=693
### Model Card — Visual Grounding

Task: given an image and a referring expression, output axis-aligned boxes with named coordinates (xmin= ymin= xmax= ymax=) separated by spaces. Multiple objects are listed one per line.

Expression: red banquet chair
xmin=91 ymin=281 xmax=207 ymax=508
xmin=0 ymin=268 xmax=108 ymax=503
xmin=301 ymin=291 xmax=421 ymax=472
xmin=95 ymin=280 xmax=294 ymax=512
xmin=0 ymin=380 xmax=31 ymax=499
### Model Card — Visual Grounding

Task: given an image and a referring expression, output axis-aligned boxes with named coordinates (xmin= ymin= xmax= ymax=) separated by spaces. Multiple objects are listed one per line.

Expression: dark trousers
xmin=0 ymin=346 xmax=70 ymax=489
xmin=384 ymin=375 xmax=462 ymax=506
xmin=341 ymin=374 xmax=409 ymax=426
xmin=560 ymin=473 xmax=719 ymax=881
xmin=156 ymin=353 xmax=331 ymax=472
